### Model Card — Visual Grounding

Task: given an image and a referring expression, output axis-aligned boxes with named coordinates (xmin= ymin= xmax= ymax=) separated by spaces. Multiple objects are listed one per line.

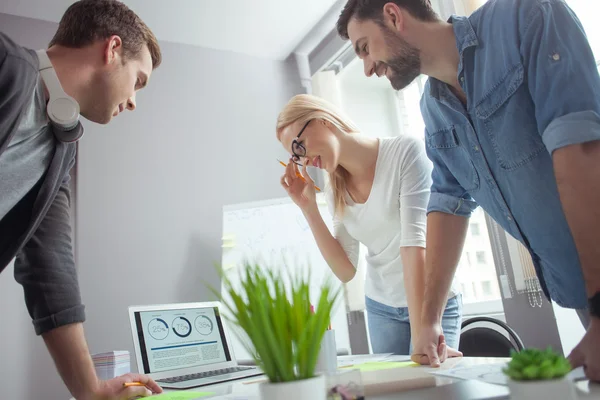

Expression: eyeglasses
xmin=291 ymin=120 xmax=310 ymax=166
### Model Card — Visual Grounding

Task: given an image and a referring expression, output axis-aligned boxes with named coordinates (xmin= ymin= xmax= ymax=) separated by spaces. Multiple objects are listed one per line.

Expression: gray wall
xmin=0 ymin=12 xmax=302 ymax=400
xmin=76 ymin=28 xmax=302 ymax=366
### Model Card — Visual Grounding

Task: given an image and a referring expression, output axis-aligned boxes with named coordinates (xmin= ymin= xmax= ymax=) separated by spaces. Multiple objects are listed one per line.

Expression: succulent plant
xmin=503 ymin=347 xmax=572 ymax=381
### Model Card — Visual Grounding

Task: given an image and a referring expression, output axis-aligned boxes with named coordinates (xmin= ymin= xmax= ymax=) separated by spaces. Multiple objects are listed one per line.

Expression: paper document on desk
xmin=429 ymin=362 xmax=510 ymax=385
xmin=430 ymin=362 xmax=588 ymax=387
xmin=337 ymin=353 xmax=395 ymax=368
xmin=381 ymin=354 xmax=413 ymax=362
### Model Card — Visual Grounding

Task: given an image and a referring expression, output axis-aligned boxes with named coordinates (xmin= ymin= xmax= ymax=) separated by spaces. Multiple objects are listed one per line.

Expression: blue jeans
xmin=365 ymin=294 xmax=463 ymax=355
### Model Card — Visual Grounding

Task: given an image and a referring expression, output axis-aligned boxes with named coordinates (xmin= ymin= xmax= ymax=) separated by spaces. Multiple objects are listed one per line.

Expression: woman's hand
xmin=280 ymin=159 xmax=318 ymax=214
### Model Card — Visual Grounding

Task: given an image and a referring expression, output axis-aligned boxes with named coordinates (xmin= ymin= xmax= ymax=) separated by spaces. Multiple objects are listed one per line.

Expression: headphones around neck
xmin=36 ymin=49 xmax=84 ymax=143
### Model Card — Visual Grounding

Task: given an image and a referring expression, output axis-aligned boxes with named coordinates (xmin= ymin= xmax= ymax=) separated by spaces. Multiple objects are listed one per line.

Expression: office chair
xmin=458 ymin=316 xmax=525 ymax=357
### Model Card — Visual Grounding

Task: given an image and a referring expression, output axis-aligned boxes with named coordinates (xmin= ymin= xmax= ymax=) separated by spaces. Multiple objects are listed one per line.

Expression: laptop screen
xmin=133 ymin=306 xmax=232 ymax=374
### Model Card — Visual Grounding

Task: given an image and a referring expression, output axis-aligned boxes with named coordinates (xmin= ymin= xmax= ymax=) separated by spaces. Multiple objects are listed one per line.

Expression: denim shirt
xmin=421 ymin=0 xmax=600 ymax=309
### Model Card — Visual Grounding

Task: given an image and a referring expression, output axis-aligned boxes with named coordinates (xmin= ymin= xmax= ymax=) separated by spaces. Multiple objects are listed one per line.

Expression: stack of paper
xmin=92 ymin=351 xmax=131 ymax=380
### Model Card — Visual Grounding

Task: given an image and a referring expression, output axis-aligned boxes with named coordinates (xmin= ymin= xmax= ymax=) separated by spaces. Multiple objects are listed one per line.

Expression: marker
xmin=278 ymin=159 xmax=322 ymax=192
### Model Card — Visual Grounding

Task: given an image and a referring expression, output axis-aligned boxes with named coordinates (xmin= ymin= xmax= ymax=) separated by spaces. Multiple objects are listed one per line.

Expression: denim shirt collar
xmin=451 ymin=15 xmax=479 ymax=57
xmin=429 ymin=15 xmax=479 ymax=101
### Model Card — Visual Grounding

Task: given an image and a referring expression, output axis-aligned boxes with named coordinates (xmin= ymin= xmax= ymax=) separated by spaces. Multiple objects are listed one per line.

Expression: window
xmin=465 ymin=252 xmax=472 ymax=266
xmin=476 ymin=251 xmax=487 ymax=264
xmin=460 ymin=281 xmax=477 ymax=303
xmin=564 ymin=2 xmax=600 ymax=64
xmin=482 ymin=280 xmax=493 ymax=297
xmin=470 ymin=223 xmax=481 ymax=236
xmin=564 ymin=1 xmax=600 ymax=76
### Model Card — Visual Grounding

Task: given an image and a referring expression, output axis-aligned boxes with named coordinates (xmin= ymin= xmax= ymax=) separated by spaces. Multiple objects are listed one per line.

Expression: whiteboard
xmin=221 ymin=194 xmax=350 ymax=360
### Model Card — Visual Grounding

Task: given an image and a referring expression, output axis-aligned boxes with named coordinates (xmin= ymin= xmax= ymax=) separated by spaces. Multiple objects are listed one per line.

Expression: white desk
xmin=160 ymin=357 xmax=600 ymax=399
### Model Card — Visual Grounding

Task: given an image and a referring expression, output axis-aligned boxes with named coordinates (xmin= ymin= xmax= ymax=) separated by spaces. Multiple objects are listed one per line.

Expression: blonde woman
xmin=276 ymin=94 xmax=463 ymax=355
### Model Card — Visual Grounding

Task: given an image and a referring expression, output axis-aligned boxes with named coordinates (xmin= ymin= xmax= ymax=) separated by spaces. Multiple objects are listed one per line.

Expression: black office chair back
xmin=459 ymin=316 xmax=525 ymax=358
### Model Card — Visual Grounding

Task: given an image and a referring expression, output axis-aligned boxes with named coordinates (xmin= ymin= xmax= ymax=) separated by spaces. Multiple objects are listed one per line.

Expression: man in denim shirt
xmin=337 ymin=0 xmax=600 ymax=380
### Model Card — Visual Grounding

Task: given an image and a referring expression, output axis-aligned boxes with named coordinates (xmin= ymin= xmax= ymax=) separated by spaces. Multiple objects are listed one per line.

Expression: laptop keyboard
xmin=157 ymin=366 xmax=256 ymax=384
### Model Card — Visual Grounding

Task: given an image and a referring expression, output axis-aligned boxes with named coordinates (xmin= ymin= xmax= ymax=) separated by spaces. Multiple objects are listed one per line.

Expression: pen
xmin=123 ymin=382 xmax=145 ymax=388
xmin=278 ymin=159 xmax=322 ymax=192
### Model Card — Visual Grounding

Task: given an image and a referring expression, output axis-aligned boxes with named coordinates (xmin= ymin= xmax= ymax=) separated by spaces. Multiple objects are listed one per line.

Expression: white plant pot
xmin=259 ymin=375 xmax=326 ymax=400
xmin=508 ymin=377 xmax=577 ymax=399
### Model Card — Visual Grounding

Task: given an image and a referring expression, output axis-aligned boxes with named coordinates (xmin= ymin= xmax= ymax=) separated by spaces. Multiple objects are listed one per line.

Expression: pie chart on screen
xmin=172 ymin=317 xmax=192 ymax=338
xmin=194 ymin=315 xmax=214 ymax=335
xmin=148 ymin=318 xmax=169 ymax=340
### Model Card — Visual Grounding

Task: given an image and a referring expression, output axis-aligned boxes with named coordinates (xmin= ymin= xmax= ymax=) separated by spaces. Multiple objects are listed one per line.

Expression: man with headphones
xmin=0 ymin=1 xmax=162 ymax=399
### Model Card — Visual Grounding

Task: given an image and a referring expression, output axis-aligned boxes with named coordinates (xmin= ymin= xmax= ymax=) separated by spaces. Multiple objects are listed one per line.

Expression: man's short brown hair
xmin=49 ymin=0 xmax=161 ymax=69
xmin=337 ymin=0 xmax=438 ymax=39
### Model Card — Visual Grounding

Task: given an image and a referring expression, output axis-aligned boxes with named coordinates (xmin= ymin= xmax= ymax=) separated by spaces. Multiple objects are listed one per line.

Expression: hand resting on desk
xmin=568 ymin=317 xmax=600 ymax=382
xmin=410 ymin=324 xmax=463 ymax=367
xmin=90 ymin=373 xmax=162 ymax=400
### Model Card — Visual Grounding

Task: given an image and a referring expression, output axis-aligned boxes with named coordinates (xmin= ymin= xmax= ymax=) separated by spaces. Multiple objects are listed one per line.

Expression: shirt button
xmin=507 ymin=216 xmax=512 ymax=221
xmin=552 ymin=53 xmax=560 ymax=61
xmin=460 ymin=76 xmax=465 ymax=82
xmin=474 ymin=145 xmax=479 ymax=151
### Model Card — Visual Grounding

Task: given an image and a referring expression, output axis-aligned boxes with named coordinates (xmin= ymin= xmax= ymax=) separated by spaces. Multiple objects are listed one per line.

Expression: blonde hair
xmin=276 ymin=94 xmax=360 ymax=216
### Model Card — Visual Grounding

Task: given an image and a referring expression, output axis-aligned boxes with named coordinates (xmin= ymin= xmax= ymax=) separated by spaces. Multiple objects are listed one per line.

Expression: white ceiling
xmin=0 ymin=0 xmax=338 ymax=60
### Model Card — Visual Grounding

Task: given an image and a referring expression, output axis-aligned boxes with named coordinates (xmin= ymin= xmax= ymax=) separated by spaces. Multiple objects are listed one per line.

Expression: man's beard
xmin=383 ymin=28 xmax=421 ymax=91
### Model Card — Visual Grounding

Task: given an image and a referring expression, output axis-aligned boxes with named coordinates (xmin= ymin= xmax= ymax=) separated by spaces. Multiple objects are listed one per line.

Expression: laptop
xmin=128 ymin=301 xmax=263 ymax=389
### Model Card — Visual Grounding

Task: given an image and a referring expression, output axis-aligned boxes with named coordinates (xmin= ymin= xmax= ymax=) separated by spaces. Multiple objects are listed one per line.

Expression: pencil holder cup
xmin=315 ymin=329 xmax=337 ymax=375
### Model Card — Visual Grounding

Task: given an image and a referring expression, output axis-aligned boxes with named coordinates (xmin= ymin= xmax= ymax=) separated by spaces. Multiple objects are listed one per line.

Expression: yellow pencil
xmin=123 ymin=382 xmax=145 ymax=388
xmin=278 ymin=159 xmax=321 ymax=192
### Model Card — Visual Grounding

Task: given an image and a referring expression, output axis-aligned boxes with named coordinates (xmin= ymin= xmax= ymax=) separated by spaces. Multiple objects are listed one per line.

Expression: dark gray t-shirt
xmin=0 ymin=31 xmax=84 ymax=336
xmin=0 ymin=73 xmax=54 ymax=220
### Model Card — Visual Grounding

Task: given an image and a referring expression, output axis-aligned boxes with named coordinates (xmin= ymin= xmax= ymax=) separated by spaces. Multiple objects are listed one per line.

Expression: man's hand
xmin=90 ymin=373 xmax=163 ymax=400
xmin=568 ymin=318 xmax=600 ymax=382
xmin=411 ymin=323 xmax=462 ymax=367
xmin=417 ymin=212 xmax=468 ymax=365
xmin=43 ymin=324 xmax=162 ymax=400
xmin=553 ymin=141 xmax=600 ymax=381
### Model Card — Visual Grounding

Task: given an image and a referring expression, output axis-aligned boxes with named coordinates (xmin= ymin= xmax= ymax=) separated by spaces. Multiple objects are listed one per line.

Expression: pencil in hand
xmin=123 ymin=382 xmax=146 ymax=388
xmin=278 ymin=159 xmax=322 ymax=192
